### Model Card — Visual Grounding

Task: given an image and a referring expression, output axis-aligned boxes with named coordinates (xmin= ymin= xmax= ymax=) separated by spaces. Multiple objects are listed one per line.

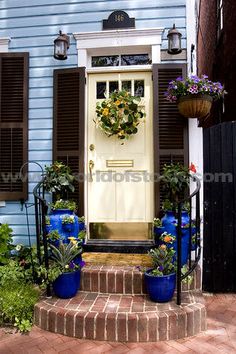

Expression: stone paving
xmin=0 ymin=294 xmax=236 ymax=353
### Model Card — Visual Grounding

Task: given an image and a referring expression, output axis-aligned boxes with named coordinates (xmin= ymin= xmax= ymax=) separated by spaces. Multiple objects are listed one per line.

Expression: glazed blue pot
xmin=45 ymin=224 xmax=51 ymax=234
xmin=48 ymin=239 xmax=60 ymax=248
xmin=161 ymin=211 xmax=177 ymax=235
xmin=153 ymin=226 xmax=165 ymax=244
xmin=62 ymin=223 xmax=73 ymax=233
xmin=52 ymin=271 xmax=79 ymax=298
xmin=79 ymin=222 xmax=85 ymax=232
xmin=145 ymin=270 xmax=176 ymax=302
xmin=181 ymin=211 xmax=190 ymax=226
xmin=49 ymin=209 xmax=79 ymax=243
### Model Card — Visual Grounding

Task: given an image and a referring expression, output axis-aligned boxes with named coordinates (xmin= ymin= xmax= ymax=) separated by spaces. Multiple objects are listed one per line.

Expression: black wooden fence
xmin=203 ymin=121 xmax=236 ymax=292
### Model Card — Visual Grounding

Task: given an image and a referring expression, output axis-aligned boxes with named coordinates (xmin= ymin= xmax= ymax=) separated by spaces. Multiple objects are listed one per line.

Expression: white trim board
xmin=73 ymin=28 xmax=164 ymax=67
xmin=0 ymin=37 xmax=11 ymax=52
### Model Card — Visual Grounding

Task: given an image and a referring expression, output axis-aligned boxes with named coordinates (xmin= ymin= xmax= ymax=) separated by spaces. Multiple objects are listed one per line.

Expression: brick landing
xmin=1 ymin=294 xmax=235 ymax=354
xmin=35 ymin=290 xmax=206 ymax=342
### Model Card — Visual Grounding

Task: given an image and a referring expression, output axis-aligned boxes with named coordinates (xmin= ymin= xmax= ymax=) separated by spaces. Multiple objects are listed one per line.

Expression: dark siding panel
xmin=203 ymin=122 xmax=236 ymax=292
xmin=53 ymin=67 xmax=85 ymax=216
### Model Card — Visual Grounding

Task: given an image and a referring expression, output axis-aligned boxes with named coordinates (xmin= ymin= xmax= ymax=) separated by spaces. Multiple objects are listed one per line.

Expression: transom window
xmin=92 ymin=54 xmax=151 ymax=67
xmin=96 ymin=79 xmax=145 ymax=99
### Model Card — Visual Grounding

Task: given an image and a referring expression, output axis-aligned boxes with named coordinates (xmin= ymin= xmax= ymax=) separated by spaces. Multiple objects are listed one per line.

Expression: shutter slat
xmin=0 ymin=53 xmax=28 ymax=201
xmin=153 ymin=64 xmax=188 ymax=215
xmin=53 ymin=67 xmax=85 ymax=216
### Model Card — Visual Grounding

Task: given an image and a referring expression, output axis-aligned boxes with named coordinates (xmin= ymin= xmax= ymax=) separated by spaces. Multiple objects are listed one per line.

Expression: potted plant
xmin=165 ymin=75 xmax=226 ymax=118
xmin=94 ymin=90 xmax=146 ymax=143
xmin=49 ymin=242 xmax=83 ymax=299
xmin=160 ymin=163 xmax=191 ymax=232
xmin=62 ymin=215 xmax=75 ymax=233
xmin=153 ymin=218 xmax=165 ymax=243
xmin=48 ymin=200 xmax=79 ymax=242
xmin=43 ymin=161 xmax=75 ymax=200
xmin=45 ymin=216 xmax=51 ymax=235
xmin=145 ymin=243 xmax=176 ymax=302
xmin=47 ymin=230 xmax=61 ymax=248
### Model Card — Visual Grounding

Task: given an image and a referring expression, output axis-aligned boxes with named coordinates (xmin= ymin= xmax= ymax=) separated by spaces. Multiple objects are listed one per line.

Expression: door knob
xmin=89 ymin=160 xmax=94 ymax=182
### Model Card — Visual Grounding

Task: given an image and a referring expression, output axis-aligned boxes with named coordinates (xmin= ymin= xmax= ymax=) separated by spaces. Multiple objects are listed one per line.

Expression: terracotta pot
xmin=178 ymin=94 xmax=213 ymax=119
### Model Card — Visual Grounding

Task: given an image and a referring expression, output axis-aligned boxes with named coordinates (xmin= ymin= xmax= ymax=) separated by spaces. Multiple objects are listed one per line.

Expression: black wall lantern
xmin=54 ymin=31 xmax=70 ymax=60
xmin=167 ymin=24 xmax=182 ymax=55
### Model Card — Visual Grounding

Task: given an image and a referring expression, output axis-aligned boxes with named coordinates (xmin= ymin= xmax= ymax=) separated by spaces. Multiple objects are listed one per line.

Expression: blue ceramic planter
xmin=49 ymin=209 xmax=79 ymax=243
xmin=153 ymin=226 xmax=165 ymax=244
xmin=161 ymin=211 xmax=177 ymax=235
xmin=52 ymin=271 xmax=79 ymax=298
xmin=145 ymin=270 xmax=176 ymax=302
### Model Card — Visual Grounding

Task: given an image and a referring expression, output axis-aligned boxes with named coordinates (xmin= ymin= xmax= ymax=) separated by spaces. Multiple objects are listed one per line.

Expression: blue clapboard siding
xmin=0 ymin=0 xmax=186 ymax=244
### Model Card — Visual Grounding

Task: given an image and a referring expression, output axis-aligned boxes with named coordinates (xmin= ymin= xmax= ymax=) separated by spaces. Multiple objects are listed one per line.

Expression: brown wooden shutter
xmin=0 ymin=53 xmax=29 ymax=201
xmin=153 ymin=63 xmax=188 ymax=215
xmin=53 ymin=67 xmax=85 ymax=216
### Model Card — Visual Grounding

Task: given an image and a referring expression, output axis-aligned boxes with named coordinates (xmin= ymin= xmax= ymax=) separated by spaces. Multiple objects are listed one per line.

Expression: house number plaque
xmin=103 ymin=10 xmax=135 ymax=30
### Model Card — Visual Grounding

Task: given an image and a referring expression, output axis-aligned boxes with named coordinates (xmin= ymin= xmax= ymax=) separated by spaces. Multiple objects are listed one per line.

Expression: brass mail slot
xmin=106 ymin=160 xmax=134 ymax=168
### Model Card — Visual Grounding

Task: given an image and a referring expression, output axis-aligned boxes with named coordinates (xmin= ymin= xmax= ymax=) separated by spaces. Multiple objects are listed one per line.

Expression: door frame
xmin=87 ymin=70 xmax=154 ymax=235
xmin=73 ymin=28 xmax=164 ymax=232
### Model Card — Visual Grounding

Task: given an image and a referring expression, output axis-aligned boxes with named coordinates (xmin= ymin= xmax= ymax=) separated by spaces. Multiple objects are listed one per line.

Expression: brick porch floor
xmin=0 ymin=294 xmax=236 ymax=353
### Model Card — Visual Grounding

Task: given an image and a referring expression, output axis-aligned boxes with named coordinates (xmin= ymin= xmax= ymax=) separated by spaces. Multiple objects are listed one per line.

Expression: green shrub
xmin=0 ymin=280 xmax=40 ymax=332
xmin=0 ymin=224 xmax=13 ymax=264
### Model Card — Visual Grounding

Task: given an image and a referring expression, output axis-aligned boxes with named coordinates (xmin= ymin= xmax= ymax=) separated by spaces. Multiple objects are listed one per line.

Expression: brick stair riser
xmin=81 ymin=267 xmax=201 ymax=294
xmin=34 ymin=300 xmax=206 ymax=342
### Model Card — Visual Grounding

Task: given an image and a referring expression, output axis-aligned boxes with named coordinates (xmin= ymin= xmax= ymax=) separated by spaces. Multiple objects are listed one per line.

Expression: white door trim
xmin=73 ymin=28 xmax=164 ymax=67
xmin=73 ymin=27 xmax=163 ymax=230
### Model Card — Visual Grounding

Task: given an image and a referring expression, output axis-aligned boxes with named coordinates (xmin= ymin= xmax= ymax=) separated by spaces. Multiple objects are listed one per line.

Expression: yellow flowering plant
xmin=95 ymin=90 xmax=146 ymax=141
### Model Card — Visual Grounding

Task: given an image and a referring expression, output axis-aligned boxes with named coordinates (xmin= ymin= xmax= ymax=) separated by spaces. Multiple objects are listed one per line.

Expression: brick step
xmin=34 ymin=290 xmax=206 ymax=342
xmin=81 ymin=265 xmax=201 ymax=294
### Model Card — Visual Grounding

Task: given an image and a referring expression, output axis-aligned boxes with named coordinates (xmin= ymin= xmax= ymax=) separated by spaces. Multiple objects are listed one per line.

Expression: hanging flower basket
xmin=165 ymin=75 xmax=226 ymax=119
xmin=177 ymin=94 xmax=213 ymax=119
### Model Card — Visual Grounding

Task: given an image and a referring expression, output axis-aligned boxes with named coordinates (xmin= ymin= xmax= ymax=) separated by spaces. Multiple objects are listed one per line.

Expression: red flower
xmin=189 ymin=163 xmax=197 ymax=173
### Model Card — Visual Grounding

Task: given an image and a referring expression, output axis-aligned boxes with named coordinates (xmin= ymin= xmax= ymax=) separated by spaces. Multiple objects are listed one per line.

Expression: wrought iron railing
xmin=33 ymin=178 xmax=51 ymax=296
xmin=176 ymin=175 xmax=201 ymax=305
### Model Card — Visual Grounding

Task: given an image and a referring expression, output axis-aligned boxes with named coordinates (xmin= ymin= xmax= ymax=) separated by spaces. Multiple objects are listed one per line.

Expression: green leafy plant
xmin=50 ymin=242 xmax=82 ymax=271
xmin=0 ymin=280 xmax=40 ymax=332
xmin=153 ymin=218 xmax=162 ymax=228
xmin=148 ymin=244 xmax=176 ymax=276
xmin=45 ymin=216 xmax=51 ymax=225
xmin=160 ymin=163 xmax=190 ymax=210
xmin=78 ymin=230 xmax=86 ymax=241
xmin=0 ymin=224 xmax=13 ymax=265
xmin=78 ymin=216 xmax=85 ymax=223
xmin=43 ymin=161 xmax=75 ymax=199
xmin=62 ymin=215 xmax=75 ymax=224
xmin=47 ymin=230 xmax=60 ymax=241
xmin=95 ymin=90 xmax=146 ymax=141
xmin=51 ymin=199 xmax=77 ymax=212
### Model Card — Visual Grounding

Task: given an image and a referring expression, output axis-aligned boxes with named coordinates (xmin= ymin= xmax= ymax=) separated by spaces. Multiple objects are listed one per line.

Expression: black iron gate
xmin=203 ymin=122 xmax=236 ymax=292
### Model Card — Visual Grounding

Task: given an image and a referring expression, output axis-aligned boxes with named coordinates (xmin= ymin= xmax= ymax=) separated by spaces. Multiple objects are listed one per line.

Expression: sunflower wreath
xmin=94 ymin=90 xmax=146 ymax=141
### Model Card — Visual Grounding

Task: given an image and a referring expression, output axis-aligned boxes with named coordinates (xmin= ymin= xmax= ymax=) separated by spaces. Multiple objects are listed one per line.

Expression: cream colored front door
xmin=87 ymin=72 xmax=154 ymax=238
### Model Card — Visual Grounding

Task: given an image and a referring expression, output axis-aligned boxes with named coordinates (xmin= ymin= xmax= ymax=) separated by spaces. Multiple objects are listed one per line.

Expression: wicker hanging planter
xmin=177 ymin=94 xmax=213 ymax=119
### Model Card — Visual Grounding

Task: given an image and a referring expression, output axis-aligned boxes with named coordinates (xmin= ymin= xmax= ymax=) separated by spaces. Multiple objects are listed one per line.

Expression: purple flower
xmin=176 ymin=76 xmax=183 ymax=81
xmin=69 ymin=261 xmax=75 ymax=269
xmin=159 ymin=265 xmax=164 ymax=271
xmin=202 ymin=74 xmax=208 ymax=79
xmin=79 ymin=260 xmax=86 ymax=268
